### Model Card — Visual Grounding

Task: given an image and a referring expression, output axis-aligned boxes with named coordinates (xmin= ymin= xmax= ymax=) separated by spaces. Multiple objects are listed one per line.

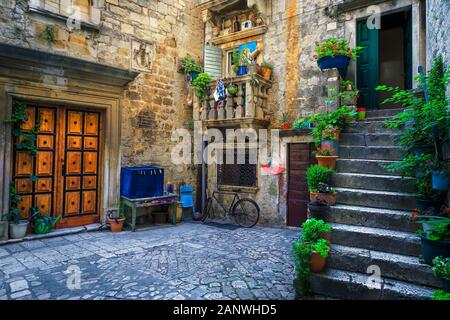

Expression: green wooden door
xmin=357 ymin=19 xmax=379 ymax=110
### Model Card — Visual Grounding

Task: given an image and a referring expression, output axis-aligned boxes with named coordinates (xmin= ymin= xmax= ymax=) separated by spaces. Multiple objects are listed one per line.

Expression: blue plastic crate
xmin=120 ymin=167 xmax=164 ymax=199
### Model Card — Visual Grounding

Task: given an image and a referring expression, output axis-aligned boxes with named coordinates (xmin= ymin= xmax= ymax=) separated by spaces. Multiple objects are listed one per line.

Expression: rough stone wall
xmin=0 ymin=0 xmax=203 ymax=188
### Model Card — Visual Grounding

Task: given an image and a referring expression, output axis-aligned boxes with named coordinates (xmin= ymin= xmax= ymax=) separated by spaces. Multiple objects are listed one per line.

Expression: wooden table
xmin=120 ymin=194 xmax=178 ymax=232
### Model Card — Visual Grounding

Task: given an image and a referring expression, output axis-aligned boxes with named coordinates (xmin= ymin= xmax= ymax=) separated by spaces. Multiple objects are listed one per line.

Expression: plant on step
xmin=321 ymin=125 xmax=339 ymax=141
xmin=192 ymin=73 xmax=212 ymax=102
xmin=314 ymin=145 xmax=335 ymax=157
xmin=339 ymin=80 xmax=360 ymax=105
xmin=301 ymin=218 xmax=332 ymax=243
xmin=280 ymin=112 xmax=293 ymax=129
xmin=306 ymin=165 xmax=334 ymax=193
xmin=433 ymin=290 xmax=450 ymax=300
xmin=376 ymin=55 xmax=450 ymax=193
xmin=432 ymin=257 xmax=450 ymax=281
xmin=292 ymin=235 xmax=330 ymax=297
xmin=417 ymin=216 xmax=450 ymax=241
xmin=292 ymin=115 xmax=312 ymax=129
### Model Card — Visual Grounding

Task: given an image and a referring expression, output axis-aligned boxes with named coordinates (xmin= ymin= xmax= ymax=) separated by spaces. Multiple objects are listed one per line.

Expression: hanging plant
xmin=192 ymin=73 xmax=212 ymax=102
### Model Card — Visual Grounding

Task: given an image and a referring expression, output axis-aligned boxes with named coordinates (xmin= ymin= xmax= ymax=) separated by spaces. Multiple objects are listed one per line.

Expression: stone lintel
xmin=336 ymin=0 xmax=389 ymax=12
xmin=209 ymin=25 xmax=268 ymax=46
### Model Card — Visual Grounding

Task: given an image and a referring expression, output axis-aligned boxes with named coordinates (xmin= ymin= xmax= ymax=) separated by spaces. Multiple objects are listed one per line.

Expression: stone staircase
xmin=309 ymin=109 xmax=437 ymax=300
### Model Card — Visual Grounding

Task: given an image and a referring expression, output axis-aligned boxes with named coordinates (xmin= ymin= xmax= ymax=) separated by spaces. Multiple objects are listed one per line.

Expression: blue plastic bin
xmin=120 ymin=167 xmax=164 ymax=199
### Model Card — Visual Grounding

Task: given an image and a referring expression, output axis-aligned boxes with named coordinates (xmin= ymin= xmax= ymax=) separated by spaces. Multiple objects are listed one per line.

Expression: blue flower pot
xmin=190 ymin=71 xmax=200 ymax=82
xmin=237 ymin=66 xmax=248 ymax=76
xmin=432 ymin=171 xmax=450 ymax=191
xmin=318 ymin=55 xmax=351 ymax=78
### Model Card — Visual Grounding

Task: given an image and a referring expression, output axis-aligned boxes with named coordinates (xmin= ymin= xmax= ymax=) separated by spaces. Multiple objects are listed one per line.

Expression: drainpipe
xmin=201 ymin=21 xmax=206 ymax=212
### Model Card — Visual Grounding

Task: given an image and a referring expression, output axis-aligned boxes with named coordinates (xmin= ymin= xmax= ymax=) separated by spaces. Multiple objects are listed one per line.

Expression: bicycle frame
xmin=208 ymin=190 xmax=241 ymax=217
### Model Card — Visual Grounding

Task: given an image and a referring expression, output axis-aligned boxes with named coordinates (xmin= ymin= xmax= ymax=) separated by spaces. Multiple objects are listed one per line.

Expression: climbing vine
xmin=4 ymin=100 xmax=40 ymax=156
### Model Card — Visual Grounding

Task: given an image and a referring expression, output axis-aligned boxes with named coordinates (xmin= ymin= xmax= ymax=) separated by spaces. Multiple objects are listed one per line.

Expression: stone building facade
xmin=0 ymin=0 xmax=202 ymax=228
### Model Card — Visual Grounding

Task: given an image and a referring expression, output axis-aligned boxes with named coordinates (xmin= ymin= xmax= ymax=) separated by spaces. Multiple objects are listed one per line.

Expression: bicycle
xmin=202 ymin=189 xmax=260 ymax=228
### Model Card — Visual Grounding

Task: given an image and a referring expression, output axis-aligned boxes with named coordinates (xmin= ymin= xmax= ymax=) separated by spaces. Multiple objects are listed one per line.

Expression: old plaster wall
xmin=0 ymin=0 xmax=203 ymax=189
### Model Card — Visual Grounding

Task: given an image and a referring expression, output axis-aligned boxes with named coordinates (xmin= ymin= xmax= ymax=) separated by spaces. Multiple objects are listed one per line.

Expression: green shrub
xmin=306 ymin=165 xmax=334 ymax=192
xmin=180 ymin=55 xmax=202 ymax=75
xmin=301 ymin=218 xmax=332 ymax=243
xmin=433 ymin=257 xmax=450 ymax=280
xmin=433 ymin=290 xmax=450 ymax=300
xmin=192 ymin=73 xmax=212 ymax=102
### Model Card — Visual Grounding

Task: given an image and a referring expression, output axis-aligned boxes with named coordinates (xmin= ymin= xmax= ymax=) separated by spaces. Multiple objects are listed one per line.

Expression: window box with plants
xmin=315 ymin=38 xmax=363 ymax=78
xmin=293 ymin=219 xmax=332 ymax=297
xmin=180 ymin=55 xmax=203 ymax=82
xmin=307 ymin=165 xmax=336 ymax=206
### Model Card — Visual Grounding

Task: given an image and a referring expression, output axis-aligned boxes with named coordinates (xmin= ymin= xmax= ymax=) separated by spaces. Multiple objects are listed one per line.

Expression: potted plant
xmin=280 ymin=112 xmax=293 ymax=129
xmin=7 ymin=185 xmax=29 ymax=239
xmin=258 ymin=61 xmax=273 ymax=80
xmin=192 ymin=73 xmax=212 ymax=102
xmin=315 ymin=38 xmax=363 ymax=77
xmin=314 ymin=145 xmax=338 ymax=169
xmin=308 ymin=199 xmax=330 ymax=221
xmin=357 ymin=107 xmax=366 ymax=120
xmin=30 ymin=208 xmax=62 ymax=234
xmin=322 ymin=124 xmax=340 ymax=142
xmin=417 ymin=216 xmax=450 ymax=265
xmin=180 ymin=55 xmax=202 ymax=82
xmin=108 ymin=207 xmax=126 ymax=233
xmin=433 ymin=290 xmax=450 ymax=300
xmin=307 ymin=165 xmax=336 ymax=205
xmin=227 ymin=84 xmax=238 ymax=96
xmin=432 ymin=256 xmax=450 ymax=293
xmin=301 ymin=218 xmax=332 ymax=242
xmin=293 ymin=116 xmax=313 ymax=129
xmin=339 ymin=80 xmax=360 ymax=106
xmin=429 ymin=159 xmax=450 ymax=191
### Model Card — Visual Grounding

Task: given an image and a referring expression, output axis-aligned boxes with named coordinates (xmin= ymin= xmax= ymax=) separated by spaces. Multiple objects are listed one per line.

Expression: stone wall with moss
xmin=0 ymin=0 xmax=202 ymax=188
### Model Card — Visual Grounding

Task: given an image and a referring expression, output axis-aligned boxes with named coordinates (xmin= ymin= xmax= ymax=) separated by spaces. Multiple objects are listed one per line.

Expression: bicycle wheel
xmin=201 ymin=197 xmax=212 ymax=222
xmin=232 ymin=198 xmax=260 ymax=228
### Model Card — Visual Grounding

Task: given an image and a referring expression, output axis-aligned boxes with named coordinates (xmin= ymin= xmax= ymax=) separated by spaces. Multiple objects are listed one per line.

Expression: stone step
xmin=331 ymin=223 xmax=421 ymax=256
xmin=339 ymin=133 xmax=399 ymax=147
xmin=335 ymin=187 xmax=416 ymax=211
xmin=366 ymin=108 xmax=403 ymax=120
xmin=328 ymin=245 xmax=441 ymax=288
xmin=336 ymin=159 xmax=401 ymax=176
xmin=332 ymin=173 xmax=416 ymax=193
xmin=344 ymin=121 xmax=400 ymax=134
xmin=339 ymin=146 xmax=403 ymax=161
xmin=326 ymin=205 xmax=418 ymax=233
xmin=307 ymin=269 xmax=434 ymax=300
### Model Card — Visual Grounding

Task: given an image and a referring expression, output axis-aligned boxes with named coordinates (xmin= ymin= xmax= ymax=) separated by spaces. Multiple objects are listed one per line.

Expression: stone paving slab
xmin=0 ymin=222 xmax=298 ymax=300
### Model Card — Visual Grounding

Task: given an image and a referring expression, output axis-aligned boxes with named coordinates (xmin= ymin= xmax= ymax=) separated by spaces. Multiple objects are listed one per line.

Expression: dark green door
xmin=357 ymin=19 xmax=379 ymax=110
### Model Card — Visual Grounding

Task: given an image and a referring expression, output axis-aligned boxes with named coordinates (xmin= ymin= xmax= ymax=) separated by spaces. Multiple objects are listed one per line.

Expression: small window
xmin=225 ymin=48 xmax=238 ymax=77
xmin=217 ymin=148 xmax=257 ymax=187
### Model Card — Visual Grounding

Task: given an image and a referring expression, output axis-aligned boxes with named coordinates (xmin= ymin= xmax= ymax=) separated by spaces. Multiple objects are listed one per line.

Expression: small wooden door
xmin=287 ymin=143 xmax=316 ymax=227
xmin=12 ymin=103 xmax=102 ymax=229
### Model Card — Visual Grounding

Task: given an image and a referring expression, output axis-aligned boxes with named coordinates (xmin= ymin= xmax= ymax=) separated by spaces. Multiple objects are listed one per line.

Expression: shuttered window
xmin=204 ymin=45 xmax=223 ymax=79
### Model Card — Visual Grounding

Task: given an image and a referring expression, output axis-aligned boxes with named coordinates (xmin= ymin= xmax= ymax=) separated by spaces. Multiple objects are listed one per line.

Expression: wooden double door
xmin=12 ymin=103 xmax=103 ymax=228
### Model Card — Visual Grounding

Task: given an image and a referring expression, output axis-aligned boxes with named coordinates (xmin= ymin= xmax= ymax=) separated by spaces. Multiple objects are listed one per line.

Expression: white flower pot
xmin=9 ymin=221 xmax=29 ymax=239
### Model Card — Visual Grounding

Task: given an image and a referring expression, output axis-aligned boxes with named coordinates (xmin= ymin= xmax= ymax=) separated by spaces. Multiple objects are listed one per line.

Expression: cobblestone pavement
xmin=0 ymin=222 xmax=298 ymax=300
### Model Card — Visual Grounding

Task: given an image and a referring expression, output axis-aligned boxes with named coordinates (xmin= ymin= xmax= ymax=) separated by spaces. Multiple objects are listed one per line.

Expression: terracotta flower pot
xmin=319 ymin=232 xmax=332 ymax=241
xmin=310 ymin=251 xmax=327 ymax=273
xmin=310 ymin=192 xmax=337 ymax=206
xmin=109 ymin=218 xmax=125 ymax=233
xmin=316 ymin=155 xmax=338 ymax=169
xmin=260 ymin=67 xmax=272 ymax=80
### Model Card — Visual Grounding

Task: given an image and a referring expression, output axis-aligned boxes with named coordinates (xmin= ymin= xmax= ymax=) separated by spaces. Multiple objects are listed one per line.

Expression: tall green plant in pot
xmin=7 ymin=185 xmax=29 ymax=239
xmin=192 ymin=73 xmax=212 ymax=103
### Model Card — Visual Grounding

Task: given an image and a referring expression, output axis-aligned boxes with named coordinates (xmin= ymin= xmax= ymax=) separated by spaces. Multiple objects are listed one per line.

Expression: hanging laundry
xmin=214 ymin=79 xmax=226 ymax=102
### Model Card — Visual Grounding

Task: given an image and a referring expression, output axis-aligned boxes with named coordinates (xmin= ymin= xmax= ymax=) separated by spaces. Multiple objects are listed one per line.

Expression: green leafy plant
xmin=417 ymin=216 xmax=450 ymax=241
xmin=433 ymin=290 xmax=450 ymax=300
xmin=306 ymin=165 xmax=334 ymax=193
xmin=301 ymin=218 xmax=332 ymax=243
xmin=7 ymin=185 xmax=22 ymax=224
xmin=292 ymin=116 xmax=312 ymax=129
xmin=376 ymin=55 xmax=450 ymax=188
xmin=227 ymin=85 xmax=238 ymax=95
xmin=432 ymin=256 xmax=450 ymax=280
xmin=232 ymin=48 xmax=240 ymax=73
xmin=314 ymin=38 xmax=363 ymax=61
xmin=321 ymin=125 xmax=338 ymax=141
xmin=180 ymin=55 xmax=202 ymax=76
xmin=38 ymin=25 xmax=56 ymax=43
xmin=192 ymin=73 xmax=212 ymax=102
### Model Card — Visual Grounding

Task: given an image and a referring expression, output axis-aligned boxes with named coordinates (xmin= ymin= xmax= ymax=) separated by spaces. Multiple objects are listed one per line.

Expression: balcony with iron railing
xmin=193 ymin=70 xmax=272 ymax=127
